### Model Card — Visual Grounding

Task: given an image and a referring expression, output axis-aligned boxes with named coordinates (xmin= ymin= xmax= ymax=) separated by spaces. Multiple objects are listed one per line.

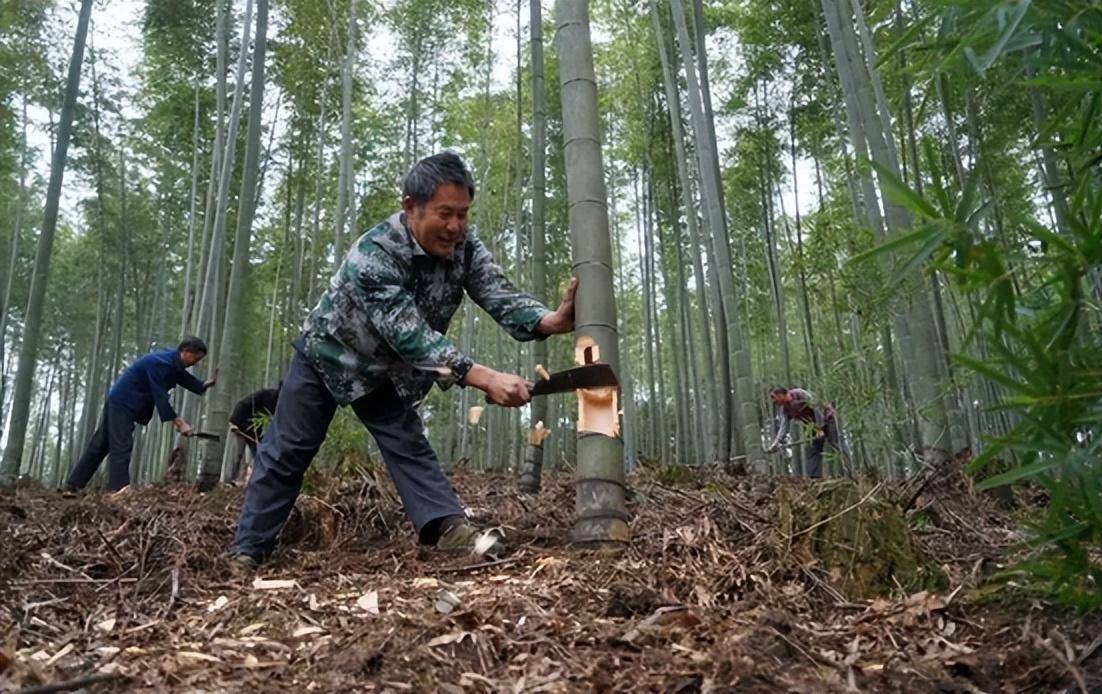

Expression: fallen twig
xmin=1036 ymin=633 xmax=1087 ymax=694
xmin=725 ymin=438 xmax=814 ymax=465
xmin=93 ymin=526 xmax=126 ymax=572
xmin=1077 ymin=631 xmax=1102 ymax=664
xmin=165 ymin=566 xmax=180 ymax=615
xmin=16 ymin=672 xmax=123 ymax=694
xmin=13 ymin=578 xmax=138 ymax=586
xmin=433 ymin=556 xmax=520 ymax=574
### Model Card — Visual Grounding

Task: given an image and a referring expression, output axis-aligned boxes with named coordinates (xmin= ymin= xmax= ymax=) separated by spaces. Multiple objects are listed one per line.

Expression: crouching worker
xmin=223 ymin=386 xmax=280 ymax=485
xmin=767 ymin=386 xmax=839 ymax=478
xmin=66 ymin=337 xmax=217 ymax=492
xmin=230 ymin=152 xmax=577 ymax=569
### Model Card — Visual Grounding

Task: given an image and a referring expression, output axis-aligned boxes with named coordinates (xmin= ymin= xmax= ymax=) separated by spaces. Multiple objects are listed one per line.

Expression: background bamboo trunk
xmin=0 ymin=0 xmax=94 ymax=486
xmin=199 ymin=0 xmax=269 ymax=489
xmin=0 ymin=95 xmax=28 ymax=447
xmin=519 ymin=0 xmax=549 ymax=493
xmin=668 ymin=0 xmax=763 ymax=468
xmin=335 ymin=0 xmax=356 ymax=260
xmin=651 ymin=0 xmax=718 ymax=461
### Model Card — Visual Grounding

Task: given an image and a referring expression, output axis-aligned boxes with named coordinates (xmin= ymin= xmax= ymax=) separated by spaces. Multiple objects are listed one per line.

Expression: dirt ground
xmin=1 ymin=464 xmax=1098 ymax=692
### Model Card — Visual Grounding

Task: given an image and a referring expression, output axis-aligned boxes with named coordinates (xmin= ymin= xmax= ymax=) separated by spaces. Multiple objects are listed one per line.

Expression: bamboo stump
xmin=777 ymin=480 xmax=947 ymax=599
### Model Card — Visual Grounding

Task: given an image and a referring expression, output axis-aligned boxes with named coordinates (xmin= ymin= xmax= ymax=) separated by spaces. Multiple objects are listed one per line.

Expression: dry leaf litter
xmin=1 ymin=462 xmax=1098 ymax=692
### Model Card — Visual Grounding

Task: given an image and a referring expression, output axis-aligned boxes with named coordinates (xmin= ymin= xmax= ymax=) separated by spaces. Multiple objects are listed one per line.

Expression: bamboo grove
xmin=1 ymin=0 xmax=1100 ymax=602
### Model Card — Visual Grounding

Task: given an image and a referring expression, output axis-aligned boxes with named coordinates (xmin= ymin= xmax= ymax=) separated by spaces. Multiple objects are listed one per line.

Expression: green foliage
xmin=0 ymin=2 xmax=50 ymax=312
xmin=142 ymin=0 xmax=215 ymax=79
xmin=314 ymin=407 xmax=371 ymax=472
xmin=859 ymin=134 xmax=1102 ymax=610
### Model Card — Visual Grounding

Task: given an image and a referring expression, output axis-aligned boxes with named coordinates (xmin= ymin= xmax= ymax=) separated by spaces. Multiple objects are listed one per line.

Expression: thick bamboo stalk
xmin=555 ymin=0 xmax=629 ymax=544
xmin=788 ymin=103 xmax=820 ymax=380
xmin=834 ymin=0 xmax=950 ymax=454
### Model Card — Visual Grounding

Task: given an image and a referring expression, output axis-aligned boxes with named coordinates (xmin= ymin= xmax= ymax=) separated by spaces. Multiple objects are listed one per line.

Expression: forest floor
xmin=1 ymin=461 xmax=1098 ymax=693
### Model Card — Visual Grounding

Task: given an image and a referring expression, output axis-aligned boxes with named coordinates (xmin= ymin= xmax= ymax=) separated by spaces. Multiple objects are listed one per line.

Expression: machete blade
xmin=530 ymin=363 xmax=619 ymax=397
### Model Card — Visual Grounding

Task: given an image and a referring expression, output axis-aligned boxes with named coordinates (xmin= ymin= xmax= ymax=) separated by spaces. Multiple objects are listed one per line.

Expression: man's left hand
xmin=537 ymin=277 xmax=578 ymax=335
xmin=204 ymin=368 xmax=219 ymax=389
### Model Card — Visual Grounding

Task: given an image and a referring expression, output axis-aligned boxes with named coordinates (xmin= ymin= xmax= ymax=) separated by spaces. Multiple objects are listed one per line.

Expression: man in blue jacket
xmin=65 ymin=337 xmax=218 ymax=491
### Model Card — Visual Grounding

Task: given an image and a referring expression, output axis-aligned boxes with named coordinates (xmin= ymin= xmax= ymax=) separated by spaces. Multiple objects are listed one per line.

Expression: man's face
xmin=180 ymin=350 xmax=206 ymax=367
xmin=403 ymin=182 xmax=471 ymax=257
xmin=770 ymin=391 xmax=787 ymax=406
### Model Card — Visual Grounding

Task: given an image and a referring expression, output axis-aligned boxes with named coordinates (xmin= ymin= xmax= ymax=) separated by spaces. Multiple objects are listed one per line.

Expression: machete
xmin=187 ymin=431 xmax=222 ymax=442
xmin=530 ymin=363 xmax=619 ymax=397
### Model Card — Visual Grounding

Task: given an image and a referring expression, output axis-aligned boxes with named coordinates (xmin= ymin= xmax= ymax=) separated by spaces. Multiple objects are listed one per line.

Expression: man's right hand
xmin=484 ymin=373 xmax=533 ymax=407
xmin=175 ymin=418 xmax=194 ymax=437
xmin=463 ymin=364 xmax=532 ymax=407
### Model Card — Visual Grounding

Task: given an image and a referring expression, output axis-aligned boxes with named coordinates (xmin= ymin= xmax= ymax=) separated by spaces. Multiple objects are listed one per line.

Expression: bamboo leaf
xmin=1021 ymin=76 xmax=1102 ymax=92
xmin=875 ymin=15 xmax=933 ymax=67
xmin=1029 ymin=521 xmax=1092 ymax=547
xmin=871 ymin=160 xmax=940 ymax=219
xmin=1023 ymin=219 xmax=1076 ymax=255
xmin=923 ymin=138 xmax=954 ymax=216
xmin=977 ymin=456 xmax=1058 ymax=489
xmin=1043 ymin=300 xmax=1079 ymax=354
xmin=966 ymin=440 xmax=1007 ymax=475
xmin=953 ymin=353 xmax=1040 ymax=397
xmin=895 ymin=222 xmax=950 ymax=280
xmin=953 ymin=228 xmax=974 ymax=269
xmin=851 ymin=226 xmax=935 ymax=265
xmin=1070 ymin=170 xmax=1093 ymax=225
xmin=1076 ymin=92 xmax=1099 ymax=148
xmin=953 ymin=167 xmax=981 ymax=224
xmin=963 ymin=0 xmax=1033 ymax=74
xmin=964 ymin=199 xmax=992 ymax=230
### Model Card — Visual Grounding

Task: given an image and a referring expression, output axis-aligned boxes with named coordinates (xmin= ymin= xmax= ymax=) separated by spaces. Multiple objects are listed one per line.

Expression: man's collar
xmin=377 ymin=212 xmax=430 ymax=260
xmin=397 ymin=212 xmax=430 ymax=257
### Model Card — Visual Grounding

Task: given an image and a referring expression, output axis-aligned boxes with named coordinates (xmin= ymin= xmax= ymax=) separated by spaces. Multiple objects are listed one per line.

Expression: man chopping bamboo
xmin=767 ymin=386 xmax=840 ymax=478
xmin=66 ymin=337 xmax=217 ymax=492
xmin=230 ymin=152 xmax=577 ymax=569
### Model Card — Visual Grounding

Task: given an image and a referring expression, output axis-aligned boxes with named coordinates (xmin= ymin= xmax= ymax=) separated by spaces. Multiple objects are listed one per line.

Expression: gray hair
xmin=402 ymin=151 xmax=476 ymax=206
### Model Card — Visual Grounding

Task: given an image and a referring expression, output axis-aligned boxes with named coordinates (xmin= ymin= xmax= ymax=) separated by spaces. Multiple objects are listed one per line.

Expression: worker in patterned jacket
xmin=230 ymin=152 xmax=577 ymax=569
xmin=767 ymin=386 xmax=839 ymax=478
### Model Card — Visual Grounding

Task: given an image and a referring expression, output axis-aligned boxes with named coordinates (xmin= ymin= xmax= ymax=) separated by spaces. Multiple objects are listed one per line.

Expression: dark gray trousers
xmin=804 ymin=419 xmax=840 ymax=478
xmin=231 ymin=351 xmax=464 ymax=559
xmin=66 ymin=403 xmax=137 ymax=491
